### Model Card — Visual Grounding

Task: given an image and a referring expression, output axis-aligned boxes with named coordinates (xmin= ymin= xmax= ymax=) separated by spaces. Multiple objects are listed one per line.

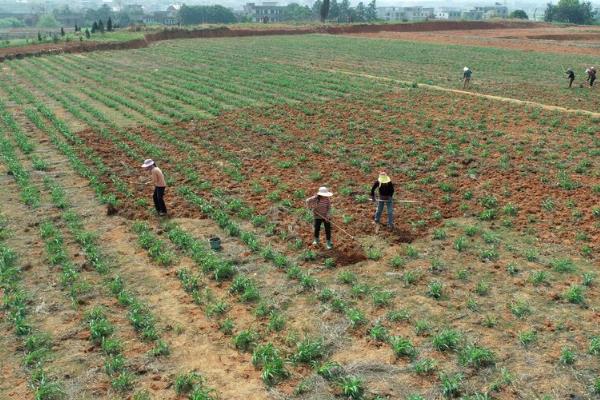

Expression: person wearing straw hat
xmin=463 ymin=66 xmax=472 ymax=89
xmin=306 ymin=187 xmax=333 ymax=250
xmin=371 ymin=171 xmax=395 ymax=230
xmin=141 ymin=159 xmax=167 ymax=216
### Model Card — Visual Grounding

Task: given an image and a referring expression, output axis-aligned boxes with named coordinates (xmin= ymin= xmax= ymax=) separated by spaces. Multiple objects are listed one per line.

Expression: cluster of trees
xmin=0 ymin=17 xmax=25 ymax=28
xmin=509 ymin=10 xmax=529 ymax=19
xmin=91 ymin=17 xmax=114 ymax=33
xmin=179 ymin=5 xmax=236 ymax=24
xmin=316 ymin=0 xmax=377 ymax=22
xmin=545 ymin=0 xmax=597 ymax=24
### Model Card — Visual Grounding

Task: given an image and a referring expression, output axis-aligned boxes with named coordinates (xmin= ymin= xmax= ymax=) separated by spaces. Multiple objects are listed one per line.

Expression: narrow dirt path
xmin=309 ymin=66 xmax=600 ymax=118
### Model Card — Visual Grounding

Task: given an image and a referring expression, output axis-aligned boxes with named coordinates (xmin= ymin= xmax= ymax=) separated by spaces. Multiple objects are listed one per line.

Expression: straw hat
xmin=378 ymin=172 xmax=391 ymax=184
xmin=141 ymin=159 xmax=154 ymax=168
xmin=317 ymin=187 xmax=333 ymax=197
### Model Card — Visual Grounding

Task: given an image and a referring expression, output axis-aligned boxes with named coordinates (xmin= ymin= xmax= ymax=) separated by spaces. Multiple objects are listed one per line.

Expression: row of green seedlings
xmin=84 ymin=305 xmax=136 ymax=392
xmin=0 ymin=111 xmax=40 ymax=207
xmin=3 ymin=82 xmax=119 ymax=207
xmin=43 ymin=177 xmax=169 ymax=354
xmin=2 ymin=88 xmax=165 ymax=345
xmin=10 ymin=61 xmax=159 ymax=165
xmin=38 ymin=55 xmax=221 ymax=120
xmin=160 ymin=42 xmax=383 ymax=99
xmin=132 ymin=221 xmax=292 ymax=387
xmin=0 ymin=217 xmax=66 ymax=400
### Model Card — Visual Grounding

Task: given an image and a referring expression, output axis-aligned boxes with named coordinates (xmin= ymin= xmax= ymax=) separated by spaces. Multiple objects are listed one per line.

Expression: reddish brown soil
xmin=349 ymin=25 xmax=600 ymax=56
xmin=71 ymin=89 xmax=598 ymax=265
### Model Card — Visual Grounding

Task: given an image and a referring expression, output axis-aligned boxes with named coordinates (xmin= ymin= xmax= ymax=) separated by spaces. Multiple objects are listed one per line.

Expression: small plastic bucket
xmin=209 ymin=237 xmax=221 ymax=251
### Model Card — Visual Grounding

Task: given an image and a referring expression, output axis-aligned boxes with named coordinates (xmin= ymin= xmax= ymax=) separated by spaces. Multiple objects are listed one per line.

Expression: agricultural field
xmin=0 ymin=29 xmax=599 ymax=400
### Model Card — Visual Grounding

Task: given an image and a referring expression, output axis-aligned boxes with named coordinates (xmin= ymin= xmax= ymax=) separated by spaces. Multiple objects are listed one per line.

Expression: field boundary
xmin=319 ymin=67 xmax=600 ymax=118
xmin=0 ymin=20 xmax=542 ymax=62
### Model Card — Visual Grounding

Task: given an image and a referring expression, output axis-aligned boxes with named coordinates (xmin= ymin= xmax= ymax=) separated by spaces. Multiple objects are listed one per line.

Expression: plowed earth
xmin=74 ymin=89 xmax=598 ymax=264
xmin=349 ymin=25 xmax=600 ymax=56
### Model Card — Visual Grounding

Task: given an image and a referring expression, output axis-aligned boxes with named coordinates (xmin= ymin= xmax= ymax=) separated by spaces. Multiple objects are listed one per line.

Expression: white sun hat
xmin=464 ymin=67 xmax=469 ymax=71
xmin=141 ymin=159 xmax=154 ymax=168
xmin=378 ymin=171 xmax=391 ymax=184
xmin=317 ymin=187 xmax=333 ymax=197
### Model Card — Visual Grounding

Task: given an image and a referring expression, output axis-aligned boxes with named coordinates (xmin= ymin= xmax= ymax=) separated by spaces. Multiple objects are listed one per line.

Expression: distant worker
xmin=587 ymin=67 xmax=596 ymax=87
xmin=371 ymin=171 xmax=395 ymax=230
xmin=566 ymin=68 xmax=575 ymax=88
xmin=463 ymin=66 xmax=472 ymax=89
xmin=141 ymin=159 xmax=167 ymax=216
xmin=306 ymin=187 xmax=333 ymax=250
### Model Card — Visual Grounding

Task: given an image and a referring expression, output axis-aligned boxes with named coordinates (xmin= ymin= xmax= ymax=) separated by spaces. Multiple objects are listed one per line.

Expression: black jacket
xmin=371 ymin=181 xmax=394 ymax=199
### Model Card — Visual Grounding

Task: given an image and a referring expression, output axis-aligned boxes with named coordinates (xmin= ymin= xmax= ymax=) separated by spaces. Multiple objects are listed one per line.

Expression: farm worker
xmin=306 ymin=187 xmax=333 ymax=250
xmin=463 ymin=67 xmax=472 ymax=89
xmin=566 ymin=68 xmax=575 ymax=88
xmin=587 ymin=67 xmax=596 ymax=87
xmin=371 ymin=171 xmax=395 ymax=230
xmin=141 ymin=159 xmax=167 ymax=216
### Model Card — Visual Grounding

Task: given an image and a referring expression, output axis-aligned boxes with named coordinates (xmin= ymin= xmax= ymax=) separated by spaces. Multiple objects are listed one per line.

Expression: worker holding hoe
xmin=566 ymin=68 xmax=575 ymax=88
xmin=371 ymin=171 xmax=394 ymax=230
xmin=306 ymin=187 xmax=333 ymax=250
xmin=586 ymin=67 xmax=596 ymax=88
xmin=141 ymin=159 xmax=167 ymax=216
xmin=463 ymin=66 xmax=472 ymax=89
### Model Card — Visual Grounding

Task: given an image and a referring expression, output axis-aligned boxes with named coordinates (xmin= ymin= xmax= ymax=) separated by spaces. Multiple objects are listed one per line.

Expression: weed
xmin=518 ymin=330 xmax=537 ymax=347
xmin=509 ymin=299 xmax=531 ymax=319
xmin=433 ymin=329 xmax=461 ymax=352
xmin=368 ymin=324 xmax=389 ymax=342
xmin=315 ymin=361 xmax=344 ymax=384
xmin=564 ymin=285 xmax=585 ymax=304
xmin=339 ymin=376 xmax=364 ymax=400
xmin=559 ymin=347 xmax=576 ymax=365
xmin=415 ymin=320 xmax=431 ymax=336
xmin=390 ymin=336 xmax=417 ymax=359
xmin=174 ymin=371 xmax=201 ymax=395
xmin=427 ymin=281 xmax=443 ymax=299
xmin=233 ymin=330 xmax=257 ymax=352
xmin=440 ymin=372 xmax=463 ymax=397
xmin=293 ymin=338 xmax=324 ymax=365
xmin=387 ymin=309 xmax=410 ymax=323
xmin=459 ymin=344 xmax=495 ymax=368
xmin=413 ymin=358 xmax=437 ymax=374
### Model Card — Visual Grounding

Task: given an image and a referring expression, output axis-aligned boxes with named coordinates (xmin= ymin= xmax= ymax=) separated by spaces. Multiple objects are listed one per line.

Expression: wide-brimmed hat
xmin=317 ymin=187 xmax=333 ymax=197
xmin=463 ymin=67 xmax=469 ymax=71
xmin=141 ymin=159 xmax=154 ymax=168
xmin=378 ymin=172 xmax=391 ymax=184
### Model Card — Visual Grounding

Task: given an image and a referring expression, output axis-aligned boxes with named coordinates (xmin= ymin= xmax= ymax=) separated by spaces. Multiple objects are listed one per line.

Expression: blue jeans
xmin=374 ymin=199 xmax=394 ymax=227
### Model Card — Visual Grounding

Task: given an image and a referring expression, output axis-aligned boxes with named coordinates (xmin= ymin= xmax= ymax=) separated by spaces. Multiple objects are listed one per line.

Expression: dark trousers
xmin=591 ymin=76 xmax=596 ymax=87
xmin=314 ymin=219 xmax=331 ymax=241
xmin=153 ymin=187 xmax=167 ymax=214
xmin=568 ymin=78 xmax=574 ymax=88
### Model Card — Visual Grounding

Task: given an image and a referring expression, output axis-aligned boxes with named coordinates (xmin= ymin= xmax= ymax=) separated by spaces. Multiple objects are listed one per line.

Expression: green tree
xmin=37 ymin=31 xmax=42 ymax=41
xmin=107 ymin=17 xmax=113 ymax=31
xmin=355 ymin=2 xmax=367 ymax=21
xmin=320 ymin=0 xmax=330 ymax=21
xmin=545 ymin=0 xmax=594 ymax=24
xmin=366 ymin=0 xmax=377 ymax=21
xmin=36 ymin=14 xmax=60 ymax=28
xmin=178 ymin=5 xmax=237 ymax=24
xmin=509 ymin=9 xmax=529 ymax=18
xmin=91 ymin=21 xmax=98 ymax=33
xmin=85 ymin=28 xmax=91 ymax=38
xmin=0 ymin=17 xmax=25 ymax=28
xmin=329 ymin=0 xmax=340 ymax=20
xmin=98 ymin=19 xmax=104 ymax=33
xmin=60 ymin=27 xmax=65 ymax=36
xmin=338 ymin=0 xmax=351 ymax=21
xmin=283 ymin=3 xmax=313 ymax=21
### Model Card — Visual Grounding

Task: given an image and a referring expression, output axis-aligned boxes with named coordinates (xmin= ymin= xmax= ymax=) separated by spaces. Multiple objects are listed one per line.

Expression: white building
xmin=436 ymin=7 xmax=462 ymax=20
xmin=243 ymin=2 xmax=285 ymax=22
xmin=376 ymin=6 xmax=434 ymax=21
